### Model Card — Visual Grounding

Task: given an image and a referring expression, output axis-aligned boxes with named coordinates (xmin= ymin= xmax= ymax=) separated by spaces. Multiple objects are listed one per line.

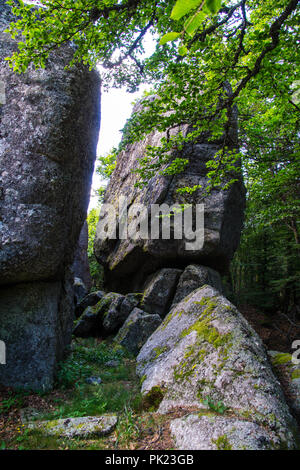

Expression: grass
xmin=0 ymin=338 xmax=174 ymax=450
xmin=0 ymin=394 xmax=24 ymax=415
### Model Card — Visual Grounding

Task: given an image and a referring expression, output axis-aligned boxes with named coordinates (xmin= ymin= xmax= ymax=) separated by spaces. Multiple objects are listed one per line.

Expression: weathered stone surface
xmin=122 ymin=293 xmax=142 ymax=313
xmin=72 ymin=221 xmax=92 ymax=292
xmin=73 ymin=291 xmax=139 ymax=337
xmin=73 ymin=307 xmax=100 ymax=338
xmin=170 ymin=414 xmax=286 ymax=450
xmin=0 ymin=1 xmax=100 ymax=390
xmin=114 ymin=308 xmax=161 ymax=355
xmin=28 ymin=415 xmax=118 ymax=439
xmin=0 ymin=277 xmax=74 ymax=391
xmin=268 ymin=350 xmax=300 ymax=416
xmin=136 ymin=286 xmax=297 ymax=448
xmin=74 ymin=277 xmax=88 ymax=305
xmin=142 ymin=268 xmax=182 ymax=317
xmin=94 ymin=98 xmax=245 ymax=293
xmin=75 ymin=290 xmax=105 ymax=319
xmin=101 ymin=292 xmax=141 ymax=333
xmin=101 ymin=293 xmax=125 ymax=333
xmin=171 ymin=264 xmax=223 ymax=308
xmin=0 ymin=6 xmax=100 ymax=285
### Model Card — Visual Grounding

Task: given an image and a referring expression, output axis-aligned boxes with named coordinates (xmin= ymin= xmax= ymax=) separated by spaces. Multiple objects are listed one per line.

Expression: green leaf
xmin=171 ymin=0 xmax=203 ymax=21
xmin=178 ymin=44 xmax=188 ymax=56
xmin=184 ymin=10 xmax=206 ymax=37
xmin=205 ymin=0 xmax=222 ymax=15
xmin=159 ymin=31 xmax=181 ymax=45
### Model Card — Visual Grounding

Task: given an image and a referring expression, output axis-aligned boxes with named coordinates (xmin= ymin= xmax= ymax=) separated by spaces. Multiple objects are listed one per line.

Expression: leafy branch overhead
xmin=4 ymin=0 xmax=300 ymax=232
xmin=160 ymin=0 xmax=222 ymax=52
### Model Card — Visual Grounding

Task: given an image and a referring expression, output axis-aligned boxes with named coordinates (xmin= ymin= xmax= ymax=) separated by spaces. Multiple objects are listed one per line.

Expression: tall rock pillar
xmin=0 ymin=1 xmax=101 ymax=390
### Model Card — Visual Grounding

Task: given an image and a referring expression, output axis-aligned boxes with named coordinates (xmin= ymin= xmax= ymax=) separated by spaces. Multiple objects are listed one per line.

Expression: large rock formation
xmin=94 ymin=99 xmax=245 ymax=293
xmin=136 ymin=285 xmax=298 ymax=449
xmin=0 ymin=1 xmax=100 ymax=390
xmin=88 ymin=36 xmax=298 ymax=450
xmin=73 ymin=264 xmax=221 ymax=341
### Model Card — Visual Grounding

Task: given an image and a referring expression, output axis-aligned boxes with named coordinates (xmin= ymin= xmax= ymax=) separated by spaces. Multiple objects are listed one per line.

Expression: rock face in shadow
xmin=73 ymin=292 xmax=142 ymax=338
xmin=141 ymin=268 xmax=183 ymax=318
xmin=268 ymin=350 xmax=300 ymax=417
xmin=72 ymin=221 xmax=92 ymax=292
xmin=136 ymin=286 xmax=298 ymax=449
xmin=28 ymin=414 xmax=118 ymax=439
xmin=0 ymin=278 xmax=74 ymax=391
xmin=0 ymin=1 xmax=100 ymax=390
xmin=114 ymin=307 xmax=162 ymax=356
xmin=170 ymin=264 xmax=223 ymax=309
xmin=94 ymin=99 xmax=245 ymax=293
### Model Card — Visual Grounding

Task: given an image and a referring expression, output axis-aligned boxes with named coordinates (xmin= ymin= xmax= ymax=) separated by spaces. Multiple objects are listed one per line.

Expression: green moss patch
xmin=212 ymin=434 xmax=232 ymax=450
xmin=181 ymin=316 xmax=231 ymax=349
xmin=272 ymin=353 xmax=292 ymax=366
xmin=291 ymin=369 xmax=300 ymax=380
xmin=153 ymin=346 xmax=168 ymax=359
xmin=142 ymin=386 xmax=165 ymax=411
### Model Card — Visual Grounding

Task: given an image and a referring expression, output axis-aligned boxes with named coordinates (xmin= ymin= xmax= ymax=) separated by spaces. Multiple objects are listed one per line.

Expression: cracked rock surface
xmin=137 ymin=285 xmax=298 ymax=449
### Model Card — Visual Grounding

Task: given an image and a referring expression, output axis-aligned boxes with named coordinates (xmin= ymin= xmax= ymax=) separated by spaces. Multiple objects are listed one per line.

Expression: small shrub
xmin=202 ymin=397 xmax=228 ymax=414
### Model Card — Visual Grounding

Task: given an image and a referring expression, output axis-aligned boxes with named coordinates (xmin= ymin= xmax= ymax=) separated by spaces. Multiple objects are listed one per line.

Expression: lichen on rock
xmin=28 ymin=415 xmax=118 ymax=439
xmin=137 ymin=285 xmax=298 ymax=449
xmin=170 ymin=414 xmax=287 ymax=450
xmin=268 ymin=350 xmax=300 ymax=416
xmin=114 ymin=307 xmax=161 ymax=355
xmin=0 ymin=0 xmax=100 ymax=390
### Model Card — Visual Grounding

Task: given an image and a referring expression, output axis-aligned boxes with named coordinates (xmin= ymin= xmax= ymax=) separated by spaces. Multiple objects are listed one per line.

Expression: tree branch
xmin=230 ymin=0 xmax=299 ymax=103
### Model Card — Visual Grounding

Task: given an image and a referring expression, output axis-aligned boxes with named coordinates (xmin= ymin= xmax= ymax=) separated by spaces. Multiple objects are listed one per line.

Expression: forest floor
xmin=0 ymin=338 xmax=178 ymax=450
xmin=239 ymin=304 xmax=300 ymax=353
xmin=0 ymin=305 xmax=299 ymax=450
xmin=240 ymin=304 xmax=300 ymax=430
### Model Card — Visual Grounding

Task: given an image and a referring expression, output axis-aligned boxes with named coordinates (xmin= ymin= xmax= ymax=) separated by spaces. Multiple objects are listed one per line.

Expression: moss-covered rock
xmin=268 ymin=350 xmax=300 ymax=416
xmin=0 ymin=0 xmax=100 ymax=391
xmin=94 ymin=97 xmax=245 ymax=293
xmin=142 ymin=386 xmax=165 ymax=411
xmin=136 ymin=285 xmax=298 ymax=449
xmin=170 ymin=414 xmax=285 ymax=450
xmin=103 ymin=293 xmax=141 ymax=333
xmin=73 ymin=306 xmax=100 ymax=338
xmin=75 ymin=290 xmax=105 ymax=319
xmin=27 ymin=415 xmax=118 ymax=439
xmin=73 ymin=291 xmax=141 ymax=338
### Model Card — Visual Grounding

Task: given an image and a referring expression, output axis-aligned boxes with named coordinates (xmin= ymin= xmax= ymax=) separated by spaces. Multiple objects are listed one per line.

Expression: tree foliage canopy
xmin=4 ymin=1 xmax=300 ymax=306
xmin=5 ymin=0 xmax=299 ymax=199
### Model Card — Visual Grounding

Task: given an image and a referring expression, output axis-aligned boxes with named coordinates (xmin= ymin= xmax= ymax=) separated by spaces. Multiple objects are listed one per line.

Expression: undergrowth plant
xmin=202 ymin=397 xmax=228 ymax=414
